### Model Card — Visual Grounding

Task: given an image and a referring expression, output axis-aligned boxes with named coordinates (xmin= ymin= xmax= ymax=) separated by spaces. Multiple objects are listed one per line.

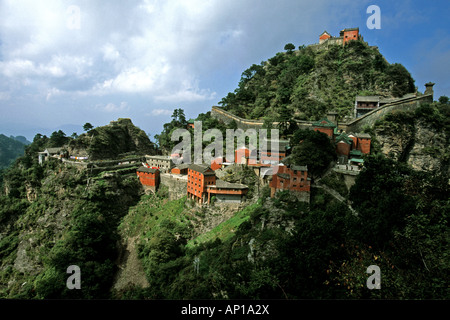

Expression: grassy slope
xmin=186 ymin=200 xmax=262 ymax=248
xmin=119 ymin=192 xmax=262 ymax=250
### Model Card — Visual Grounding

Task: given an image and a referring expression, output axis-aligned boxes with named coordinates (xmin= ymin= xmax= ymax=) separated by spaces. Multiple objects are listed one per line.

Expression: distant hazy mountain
xmin=0 ymin=134 xmax=26 ymax=169
xmin=10 ymin=135 xmax=31 ymax=145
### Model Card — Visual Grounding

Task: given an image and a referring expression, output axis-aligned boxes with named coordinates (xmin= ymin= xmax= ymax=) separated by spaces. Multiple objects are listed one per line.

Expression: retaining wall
xmin=211 ymin=106 xmax=312 ymax=131
xmin=212 ymin=93 xmax=433 ymax=134
xmin=343 ymin=94 xmax=433 ymax=133
xmin=160 ymin=173 xmax=188 ymax=200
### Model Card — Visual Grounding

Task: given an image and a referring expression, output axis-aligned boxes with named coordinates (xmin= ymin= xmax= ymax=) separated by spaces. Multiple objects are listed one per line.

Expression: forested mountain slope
xmin=219 ymin=41 xmax=415 ymax=122
xmin=0 ymin=135 xmax=27 ymax=169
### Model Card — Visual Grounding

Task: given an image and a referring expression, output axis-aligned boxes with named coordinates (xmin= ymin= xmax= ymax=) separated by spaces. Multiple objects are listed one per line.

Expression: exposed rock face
xmin=13 ymin=236 xmax=41 ymax=275
xmin=190 ymin=202 xmax=243 ymax=236
xmin=374 ymin=117 xmax=415 ymax=162
xmin=160 ymin=173 xmax=188 ymax=200
xmin=113 ymin=236 xmax=149 ymax=292
xmin=374 ymin=116 xmax=449 ymax=173
xmin=407 ymin=120 xmax=447 ymax=172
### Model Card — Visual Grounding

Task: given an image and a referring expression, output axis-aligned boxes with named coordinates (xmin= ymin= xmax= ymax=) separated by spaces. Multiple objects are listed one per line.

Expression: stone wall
xmin=211 ymin=106 xmax=312 ymax=131
xmin=214 ymin=194 xmax=244 ymax=203
xmin=343 ymin=94 xmax=433 ymax=133
xmin=160 ymin=173 xmax=188 ymax=200
xmin=211 ymin=106 xmax=265 ymax=130
xmin=211 ymin=92 xmax=433 ymax=135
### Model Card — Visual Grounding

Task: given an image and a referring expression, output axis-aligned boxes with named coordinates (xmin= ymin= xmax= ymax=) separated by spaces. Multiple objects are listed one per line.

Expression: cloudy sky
xmin=0 ymin=0 xmax=449 ymax=141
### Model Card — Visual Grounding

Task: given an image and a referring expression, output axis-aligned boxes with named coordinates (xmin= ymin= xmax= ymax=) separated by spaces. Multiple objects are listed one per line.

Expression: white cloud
xmin=0 ymin=1 xmax=282 ymax=103
xmin=96 ymin=101 xmax=130 ymax=113
xmin=102 ymin=43 xmax=121 ymax=62
xmin=0 ymin=59 xmax=35 ymax=77
xmin=95 ymin=66 xmax=161 ymax=94
xmin=155 ymin=89 xmax=216 ymax=103
xmin=150 ymin=109 xmax=173 ymax=116
xmin=46 ymin=88 xmax=62 ymax=101
xmin=155 ymin=77 xmax=216 ymax=103
xmin=0 ymin=55 xmax=92 ymax=79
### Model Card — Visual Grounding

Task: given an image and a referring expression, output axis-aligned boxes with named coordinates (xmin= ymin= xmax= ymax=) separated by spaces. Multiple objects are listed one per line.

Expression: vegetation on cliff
xmin=114 ymin=153 xmax=448 ymax=299
xmin=0 ymin=134 xmax=27 ymax=170
xmin=219 ymin=41 xmax=415 ymax=122
xmin=0 ymin=121 xmax=149 ymax=298
xmin=370 ymin=99 xmax=450 ymax=173
xmin=155 ymin=109 xmax=230 ymax=157
xmin=69 ymin=118 xmax=156 ymax=160
xmin=0 ymin=37 xmax=448 ymax=301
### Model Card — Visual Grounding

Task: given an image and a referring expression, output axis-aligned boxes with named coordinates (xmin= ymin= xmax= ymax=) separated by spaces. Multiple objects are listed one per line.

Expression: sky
xmin=0 ymin=0 xmax=449 ymax=142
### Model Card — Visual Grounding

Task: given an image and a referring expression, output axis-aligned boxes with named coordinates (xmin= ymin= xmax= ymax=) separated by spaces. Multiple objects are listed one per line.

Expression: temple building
xmin=259 ymin=139 xmax=290 ymax=165
xmin=171 ymin=163 xmax=189 ymax=175
xmin=312 ymin=118 xmax=337 ymax=139
xmin=187 ymin=163 xmax=250 ymax=205
xmin=235 ymin=146 xmax=258 ymax=165
xmin=335 ymin=132 xmax=353 ymax=164
xmin=206 ymin=180 xmax=248 ymax=204
xmin=318 ymin=27 xmax=364 ymax=46
xmin=187 ymin=164 xmax=216 ymax=204
xmin=269 ymin=164 xmax=311 ymax=202
xmin=38 ymin=147 xmax=64 ymax=165
xmin=136 ymin=167 xmax=160 ymax=192
xmin=145 ymin=155 xmax=175 ymax=172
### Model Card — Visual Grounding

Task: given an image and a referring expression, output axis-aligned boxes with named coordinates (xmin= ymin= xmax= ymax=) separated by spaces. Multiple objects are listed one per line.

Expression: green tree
xmin=386 ymin=63 xmax=415 ymax=97
xmin=349 ymin=154 xmax=415 ymax=249
xmin=48 ymin=130 xmax=68 ymax=147
xmin=438 ymin=95 xmax=449 ymax=104
xmin=288 ymin=129 xmax=336 ymax=180
xmin=284 ymin=43 xmax=295 ymax=54
xmin=276 ymin=105 xmax=298 ymax=138
xmin=271 ymin=202 xmax=356 ymax=298
xmin=171 ymin=108 xmax=187 ymax=127
xmin=83 ymin=123 xmax=94 ymax=132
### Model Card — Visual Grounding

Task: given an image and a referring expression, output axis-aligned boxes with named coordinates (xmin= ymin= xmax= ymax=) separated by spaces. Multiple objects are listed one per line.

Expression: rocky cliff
xmin=371 ymin=102 xmax=449 ymax=173
xmin=0 ymin=119 xmax=149 ymax=298
xmin=67 ymin=118 xmax=156 ymax=160
xmin=219 ymin=40 xmax=416 ymax=121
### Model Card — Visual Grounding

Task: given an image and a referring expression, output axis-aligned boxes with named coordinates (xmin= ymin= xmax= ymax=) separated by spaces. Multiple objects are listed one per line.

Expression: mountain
xmin=0 ymin=134 xmax=26 ymax=169
xmin=0 ymin=36 xmax=448 ymax=302
xmin=369 ymin=101 xmax=450 ymax=174
xmin=0 ymin=118 xmax=155 ymax=299
xmin=9 ymin=136 xmax=31 ymax=145
xmin=219 ymin=40 xmax=415 ymax=122
xmin=67 ymin=118 xmax=156 ymax=160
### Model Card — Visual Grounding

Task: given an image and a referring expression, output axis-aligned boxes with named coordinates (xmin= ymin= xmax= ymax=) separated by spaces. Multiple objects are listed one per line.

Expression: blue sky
xmin=0 ymin=0 xmax=449 ymax=142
